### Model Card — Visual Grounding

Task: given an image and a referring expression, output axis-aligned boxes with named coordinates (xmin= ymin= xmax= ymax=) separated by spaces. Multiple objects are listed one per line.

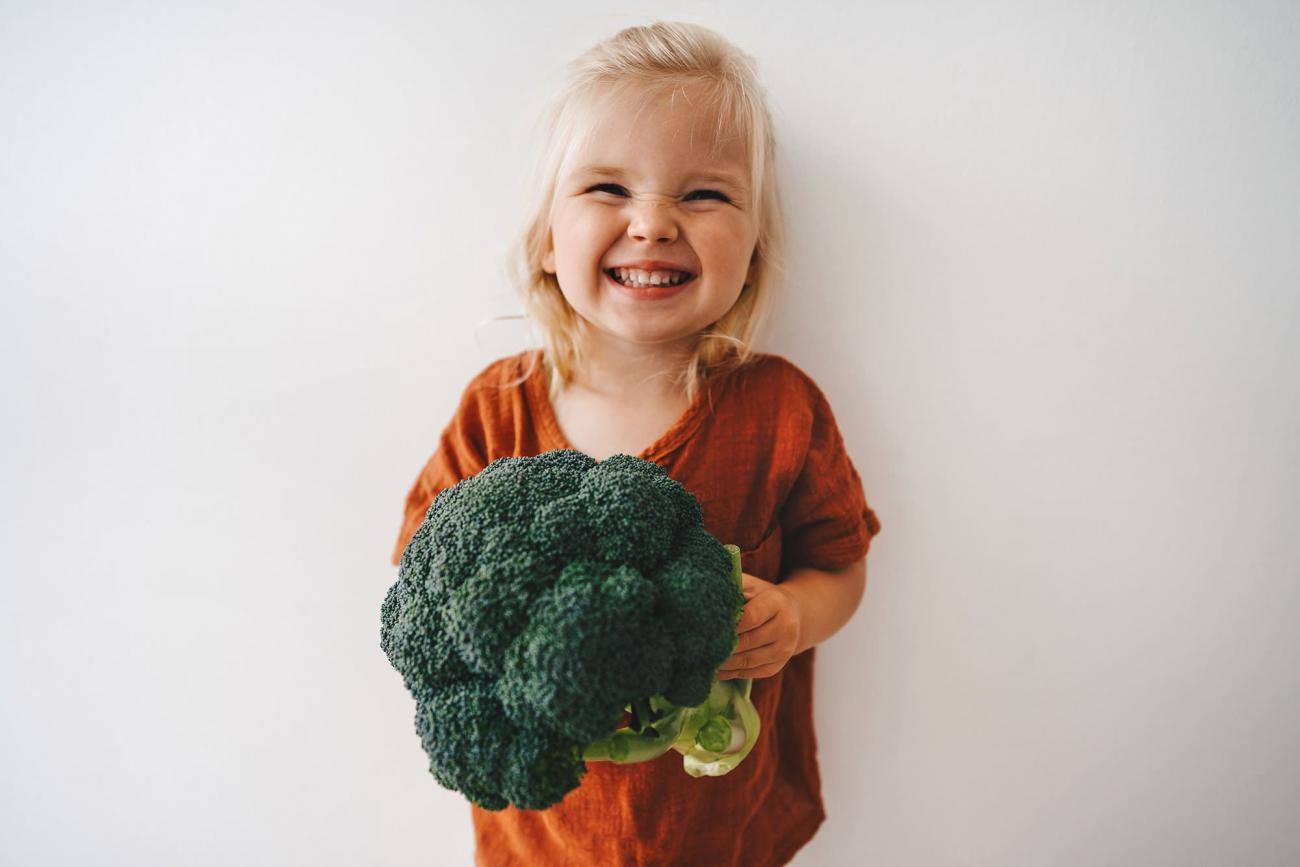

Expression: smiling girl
xmin=391 ymin=20 xmax=882 ymax=867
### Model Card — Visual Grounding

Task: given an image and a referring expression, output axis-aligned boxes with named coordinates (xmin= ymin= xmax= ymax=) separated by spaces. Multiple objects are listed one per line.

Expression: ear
xmin=542 ymin=234 xmax=556 ymax=274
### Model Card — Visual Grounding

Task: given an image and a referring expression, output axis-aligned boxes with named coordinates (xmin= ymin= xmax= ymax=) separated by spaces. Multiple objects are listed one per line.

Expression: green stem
xmin=583 ymin=543 xmax=760 ymax=777
xmin=583 ymin=704 xmax=686 ymax=763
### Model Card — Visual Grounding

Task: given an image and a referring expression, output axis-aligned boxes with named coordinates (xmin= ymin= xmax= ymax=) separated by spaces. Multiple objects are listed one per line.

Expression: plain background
xmin=3 ymin=1 xmax=1297 ymax=865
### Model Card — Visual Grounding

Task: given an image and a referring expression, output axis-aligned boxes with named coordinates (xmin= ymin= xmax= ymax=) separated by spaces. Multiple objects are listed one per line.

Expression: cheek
xmin=556 ymin=216 xmax=618 ymax=268
xmin=699 ymin=221 xmax=757 ymax=267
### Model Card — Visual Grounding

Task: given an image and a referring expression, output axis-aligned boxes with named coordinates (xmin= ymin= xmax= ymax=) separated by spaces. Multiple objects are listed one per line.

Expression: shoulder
xmin=726 ymin=353 xmax=851 ymax=467
xmin=428 ymin=350 xmax=542 ymax=466
xmin=465 ymin=349 xmax=540 ymax=390
xmin=432 ymin=351 xmax=541 ymax=448
xmin=726 ymin=352 xmax=831 ymax=418
xmin=456 ymin=349 xmax=542 ymax=405
xmin=741 ymin=352 xmax=823 ymax=390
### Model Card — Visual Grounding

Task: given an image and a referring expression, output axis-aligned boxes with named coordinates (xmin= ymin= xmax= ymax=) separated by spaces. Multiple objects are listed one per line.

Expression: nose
xmin=626 ymin=199 xmax=679 ymax=244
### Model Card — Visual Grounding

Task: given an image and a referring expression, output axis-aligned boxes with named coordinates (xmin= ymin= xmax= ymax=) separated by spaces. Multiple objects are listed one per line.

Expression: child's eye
xmin=685 ymin=189 xmax=731 ymax=203
xmin=585 ymin=183 xmax=731 ymax=204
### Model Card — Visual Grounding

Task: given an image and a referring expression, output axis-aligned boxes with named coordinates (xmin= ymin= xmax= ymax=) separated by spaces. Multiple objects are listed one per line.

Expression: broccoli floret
xmin=380 ymin=449 xmax=760 ymax=810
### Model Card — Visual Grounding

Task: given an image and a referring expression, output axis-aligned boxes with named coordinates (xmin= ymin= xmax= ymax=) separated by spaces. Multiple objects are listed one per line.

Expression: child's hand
xmin=717 ymin=572 xmax=802 ymax=681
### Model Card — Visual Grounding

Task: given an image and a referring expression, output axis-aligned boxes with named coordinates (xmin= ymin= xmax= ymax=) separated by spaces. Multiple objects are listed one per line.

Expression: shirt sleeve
xmin=390 ymin=380 xmax=492 ymax=566
xmin=778 ymin=379 xmax=882 ymax=574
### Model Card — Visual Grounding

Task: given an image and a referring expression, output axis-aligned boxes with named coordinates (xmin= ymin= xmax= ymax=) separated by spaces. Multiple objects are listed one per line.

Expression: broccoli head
xmin=380 ymin=449 xmax=760 ymax=810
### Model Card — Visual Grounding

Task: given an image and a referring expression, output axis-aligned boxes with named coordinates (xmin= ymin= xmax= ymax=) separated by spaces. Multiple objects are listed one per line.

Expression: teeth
xmin=611 ymin=267 xmax=692 ymax=287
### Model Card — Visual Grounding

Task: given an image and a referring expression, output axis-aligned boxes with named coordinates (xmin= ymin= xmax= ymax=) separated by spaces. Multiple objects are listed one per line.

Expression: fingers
xmin=736 ymin=585 xmax=782 ymax=633
xmin=732 ymin=620 xmax=780 ymax=655
xmin=719 ymin=644 xmax=773 ymax=675
xmin=717 ymin=659 xmax=787 ymax=680
xmin=736 ymin=603 xmax=776 ymax=634
xmin=726 ymin=574 xmax=798 ymax=680
xmin=722 ymin=620 xmax=794 ymax=677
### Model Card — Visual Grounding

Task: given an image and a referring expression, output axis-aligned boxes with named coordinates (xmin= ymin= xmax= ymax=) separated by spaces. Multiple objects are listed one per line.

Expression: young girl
xmin=390 ymin=21 xmax=882 ymax=867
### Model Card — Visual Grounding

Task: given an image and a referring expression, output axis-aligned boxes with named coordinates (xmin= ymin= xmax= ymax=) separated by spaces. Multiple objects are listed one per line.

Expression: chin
xmin=598 ymin=318 xmax=697 ymax=346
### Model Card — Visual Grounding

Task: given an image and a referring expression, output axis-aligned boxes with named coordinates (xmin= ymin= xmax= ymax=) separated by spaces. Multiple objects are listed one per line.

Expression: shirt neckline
xmin=522 ymin=348 xmax=736 ymax=463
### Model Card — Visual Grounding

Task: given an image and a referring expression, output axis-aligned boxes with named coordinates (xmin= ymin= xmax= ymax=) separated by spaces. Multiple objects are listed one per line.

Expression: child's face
xmin=543 ymin=85 xmax=759 ymax=353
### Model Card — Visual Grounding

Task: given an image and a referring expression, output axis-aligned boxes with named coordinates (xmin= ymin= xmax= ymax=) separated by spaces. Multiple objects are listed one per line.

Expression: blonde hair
xmin=497 ymin=20 xmax=787 ymax=404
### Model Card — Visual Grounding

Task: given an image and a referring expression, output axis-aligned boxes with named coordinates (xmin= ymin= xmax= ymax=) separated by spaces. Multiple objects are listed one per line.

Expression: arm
xmin=779 ymin=556 xmax=867 ymax=656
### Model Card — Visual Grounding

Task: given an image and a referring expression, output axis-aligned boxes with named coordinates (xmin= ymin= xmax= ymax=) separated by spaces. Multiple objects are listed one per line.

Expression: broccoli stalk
xmin=582 ymin=544 xmax=761 ymax=776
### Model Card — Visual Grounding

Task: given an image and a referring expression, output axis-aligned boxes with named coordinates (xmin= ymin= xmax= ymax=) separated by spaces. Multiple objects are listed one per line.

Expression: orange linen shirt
xmin=390 ymin=348 xmax=882 ymax=867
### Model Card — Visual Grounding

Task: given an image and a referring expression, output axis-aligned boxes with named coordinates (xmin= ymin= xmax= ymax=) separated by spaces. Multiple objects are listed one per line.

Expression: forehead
xmin=570 ymin=84 xmax=750 ymax=184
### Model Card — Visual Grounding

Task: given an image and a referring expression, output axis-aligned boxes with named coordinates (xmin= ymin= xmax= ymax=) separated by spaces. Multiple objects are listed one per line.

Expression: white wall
xmin=3 ymin=2 xmax=1297 ymax=865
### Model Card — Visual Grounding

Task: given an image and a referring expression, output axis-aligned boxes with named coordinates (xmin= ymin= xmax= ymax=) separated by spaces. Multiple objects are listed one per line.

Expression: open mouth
xmin=604 ymin=268 xmax=698 ymax=293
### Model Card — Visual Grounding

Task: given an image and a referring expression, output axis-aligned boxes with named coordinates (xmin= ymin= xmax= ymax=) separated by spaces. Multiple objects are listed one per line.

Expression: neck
xmin=569 ymin=331 xmax=697 ymax=400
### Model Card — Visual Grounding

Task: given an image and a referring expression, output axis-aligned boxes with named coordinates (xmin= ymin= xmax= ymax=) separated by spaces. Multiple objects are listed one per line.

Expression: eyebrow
xmin=574 ymin=165 xmax=747 ymax=191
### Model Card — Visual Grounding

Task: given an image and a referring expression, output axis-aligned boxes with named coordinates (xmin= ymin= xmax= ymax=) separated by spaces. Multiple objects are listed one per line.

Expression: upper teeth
xmin=611 ymin=268 xmax=691 ymax=286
